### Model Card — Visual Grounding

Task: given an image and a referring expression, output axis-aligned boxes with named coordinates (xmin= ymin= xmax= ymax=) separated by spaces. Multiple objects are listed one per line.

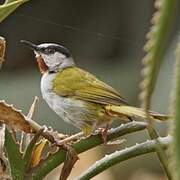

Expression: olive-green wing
xmin=53 ymin=67 xmax=127 ymax=106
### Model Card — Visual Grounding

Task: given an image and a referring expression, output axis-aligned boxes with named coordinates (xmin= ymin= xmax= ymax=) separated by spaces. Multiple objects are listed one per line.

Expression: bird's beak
xmin=20 ymin=40 xmax=39 ymax=51
xmin=21 ymin=40 xmax=48 ymax=73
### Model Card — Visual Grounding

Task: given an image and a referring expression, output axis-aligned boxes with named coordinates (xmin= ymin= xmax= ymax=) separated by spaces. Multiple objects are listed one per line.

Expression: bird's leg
xmin=97 ymin=124 xmax=126 ymax=145
xmin=99 ymin=124 xmax=109 ymax=144
xmin=55 ymin=131 xmax=84 ymax=146
xmin=127 ymin=116 xmax=133 ymax=122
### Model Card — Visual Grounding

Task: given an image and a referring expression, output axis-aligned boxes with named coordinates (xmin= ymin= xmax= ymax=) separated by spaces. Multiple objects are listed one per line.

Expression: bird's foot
xmin=55 ymin=131 xmax=84 ymax=146
xmin=97 ymin=125 xmax=126 ymax=146
xmin=97 ymin=124 xmax=109 ymax=144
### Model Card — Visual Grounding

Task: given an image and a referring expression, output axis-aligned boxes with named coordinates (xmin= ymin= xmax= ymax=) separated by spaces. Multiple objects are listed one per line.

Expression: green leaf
xmin=4 ymin=129 xmax=25 ymax=180
xmin=77 ymin=136 xmax=171 ymax=180
xmin=140 ymin=0 xmax=177 ymax=110
xmin=139 ymin=0 xmax=177 ymax=179
xmin=0 ymin=0 xmax=29 ymax=23
xmin=171 ymin=41 xmax=180 ymax=179
xmin=5 ymin=0 xmax=20 ymax=3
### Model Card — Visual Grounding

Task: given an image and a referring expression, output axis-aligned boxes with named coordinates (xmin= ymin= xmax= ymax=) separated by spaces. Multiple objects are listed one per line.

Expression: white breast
xmin=41 ymin=72 xmax=56 ymax=102
xmin=40 ymin=72 xmax=89 ymax=127
xmin=41 ymin=72 xmax=69 ymax=123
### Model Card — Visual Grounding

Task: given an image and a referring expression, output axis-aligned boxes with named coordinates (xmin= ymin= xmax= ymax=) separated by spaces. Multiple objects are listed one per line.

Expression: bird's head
xmin=21 ymin=40 xmax=75 ymax=74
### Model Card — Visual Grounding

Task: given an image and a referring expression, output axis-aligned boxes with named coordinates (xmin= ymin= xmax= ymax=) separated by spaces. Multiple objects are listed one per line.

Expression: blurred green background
xmin=0 ymin=0 xmax=179 ymax=179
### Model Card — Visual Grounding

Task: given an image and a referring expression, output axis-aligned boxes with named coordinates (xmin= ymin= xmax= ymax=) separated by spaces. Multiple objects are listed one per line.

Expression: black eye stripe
xmin=39 ymin=47 xmax=55 ymax=54
xmin=39 ymin=45 xmax=70 ymax=57
xmin=46 ymin=48 xmax=55 ymax=53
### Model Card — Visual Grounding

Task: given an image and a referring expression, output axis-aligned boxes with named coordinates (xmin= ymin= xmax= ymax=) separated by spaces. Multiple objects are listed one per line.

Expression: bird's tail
xmin=105 ymin=105 xmax=169 ymax=121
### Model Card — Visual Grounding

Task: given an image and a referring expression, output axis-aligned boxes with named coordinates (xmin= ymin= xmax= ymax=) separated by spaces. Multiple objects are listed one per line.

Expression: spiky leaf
xmin=5 ymin=129 xmax=25 ymax=180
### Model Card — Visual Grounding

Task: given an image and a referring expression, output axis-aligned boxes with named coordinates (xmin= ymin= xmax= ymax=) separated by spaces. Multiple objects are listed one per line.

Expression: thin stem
xmin=0 ymin=36 xmax=5 ymax=69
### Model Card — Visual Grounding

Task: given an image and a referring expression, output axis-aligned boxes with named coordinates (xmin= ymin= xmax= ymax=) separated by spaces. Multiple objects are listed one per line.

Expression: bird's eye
xmin=43 ymin=48 xmax=55 ymax=54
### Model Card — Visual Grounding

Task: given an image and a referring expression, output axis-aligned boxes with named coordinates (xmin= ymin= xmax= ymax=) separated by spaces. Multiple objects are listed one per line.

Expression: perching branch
xmin=0 ymin=99 xmax=149 ymax=179
xmin=77 ymin=136 xmax=172 ymax=180
xmin=29 ymin=121 xmax=147 ymax=179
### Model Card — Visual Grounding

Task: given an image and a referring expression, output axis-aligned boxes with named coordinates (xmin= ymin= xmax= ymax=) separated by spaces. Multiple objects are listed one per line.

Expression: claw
xmin=99 ymin=124 xmax=109 ymax=144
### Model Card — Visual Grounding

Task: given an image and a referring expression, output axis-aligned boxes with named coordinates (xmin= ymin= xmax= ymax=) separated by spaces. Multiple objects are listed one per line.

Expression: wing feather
xmin=53 ymin=67 xmax=127 ymax=106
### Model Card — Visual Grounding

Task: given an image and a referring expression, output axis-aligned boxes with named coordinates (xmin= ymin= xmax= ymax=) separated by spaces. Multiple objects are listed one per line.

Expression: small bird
xmin=21 ymin=40 xmax=168 ymax=138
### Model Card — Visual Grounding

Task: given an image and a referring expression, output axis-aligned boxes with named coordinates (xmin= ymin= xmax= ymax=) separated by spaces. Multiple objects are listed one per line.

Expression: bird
xmin=21 ymin=40 xmax=168 ymax=139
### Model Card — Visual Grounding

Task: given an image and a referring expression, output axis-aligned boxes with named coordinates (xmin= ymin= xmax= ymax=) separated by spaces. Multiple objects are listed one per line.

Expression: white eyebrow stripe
xmin=38 ymin=43 xmax=58 ymax=48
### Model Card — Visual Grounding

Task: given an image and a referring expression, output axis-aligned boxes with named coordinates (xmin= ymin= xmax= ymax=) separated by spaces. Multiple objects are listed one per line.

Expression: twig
xmin=20 ymin=97 xmax=39 ymax=152
xmin=0 ymin=36 xmax=5 ymax=69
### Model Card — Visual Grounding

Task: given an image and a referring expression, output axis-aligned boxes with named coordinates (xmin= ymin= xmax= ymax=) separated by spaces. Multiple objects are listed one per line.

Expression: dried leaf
xmin=0 ymin=157 xmax=10 ymax=180
xmin=0 ymin=36 xmax=6 ymax=69
xmin=0 ymin=100 xmax=34 ymax=133
xmin=29 ymin=138 xmax=47 ymax=168
xmin=0 ymin=124 xmax=5 ymax=153
xmin=27 ymin=96 xmax=38 ymax=119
